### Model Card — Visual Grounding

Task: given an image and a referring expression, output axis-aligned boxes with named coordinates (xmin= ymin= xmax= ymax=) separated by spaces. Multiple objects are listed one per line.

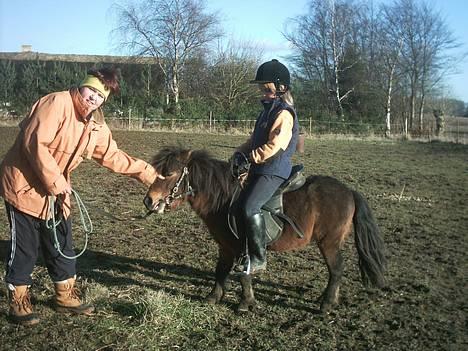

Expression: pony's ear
xmin=181 ymin=149 xmax=193 ymax=163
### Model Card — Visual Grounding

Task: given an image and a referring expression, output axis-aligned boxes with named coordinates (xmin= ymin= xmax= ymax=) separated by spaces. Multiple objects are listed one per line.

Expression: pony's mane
xmin=151 ymin=146 xmax=236 ymax=213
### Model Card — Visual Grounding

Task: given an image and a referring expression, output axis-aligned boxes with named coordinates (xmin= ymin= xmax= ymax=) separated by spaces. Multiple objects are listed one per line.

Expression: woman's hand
xmin=59 ymin=184 xmax=72 ymax=195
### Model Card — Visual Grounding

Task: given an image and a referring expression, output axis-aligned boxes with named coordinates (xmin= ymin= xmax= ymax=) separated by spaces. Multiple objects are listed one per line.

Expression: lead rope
xmin=46 ymin=189 xmax=93 ymax=259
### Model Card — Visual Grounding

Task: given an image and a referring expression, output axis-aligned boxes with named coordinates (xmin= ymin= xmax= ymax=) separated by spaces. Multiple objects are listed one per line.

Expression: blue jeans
xmin=237 ymin=174 xmax=285 ymax=218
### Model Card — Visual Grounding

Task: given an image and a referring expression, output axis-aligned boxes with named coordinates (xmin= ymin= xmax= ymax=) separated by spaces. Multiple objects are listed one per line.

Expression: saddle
xmin=261 ymin=164 xmax=306 ymax=243
xmin=229 ymin=164 xmax=306 ymax=244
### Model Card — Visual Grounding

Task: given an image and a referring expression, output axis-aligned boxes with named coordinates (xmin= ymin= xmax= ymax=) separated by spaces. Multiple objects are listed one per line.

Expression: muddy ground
xmin=0 ymin=127 xmax=466 ymax=350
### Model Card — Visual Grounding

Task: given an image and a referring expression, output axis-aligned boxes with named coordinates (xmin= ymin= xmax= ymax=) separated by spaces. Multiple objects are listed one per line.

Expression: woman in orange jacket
xmin=0 ymin=67 xmax=161 ymax=326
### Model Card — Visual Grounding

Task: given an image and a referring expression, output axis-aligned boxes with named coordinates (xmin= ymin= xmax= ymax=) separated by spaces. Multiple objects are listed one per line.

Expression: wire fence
xmin=104 ymin=115 xmax=468 ymax=143
xmin=0 ymin=114 xmax=466 ymax=143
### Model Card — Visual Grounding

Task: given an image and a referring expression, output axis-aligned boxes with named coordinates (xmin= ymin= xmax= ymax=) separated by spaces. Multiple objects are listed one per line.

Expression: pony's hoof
xmin=205 ymin=294 xmax=221 ymax=305
xmin=319 ymin=301 xmax=335 ymax=313
xmin=237 ymin=300 xmax=256 ymax=313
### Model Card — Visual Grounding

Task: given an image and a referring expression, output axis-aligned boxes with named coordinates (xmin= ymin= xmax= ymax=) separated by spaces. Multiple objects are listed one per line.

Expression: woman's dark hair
xmin=88 ymin=67 xmax=120 ymax=95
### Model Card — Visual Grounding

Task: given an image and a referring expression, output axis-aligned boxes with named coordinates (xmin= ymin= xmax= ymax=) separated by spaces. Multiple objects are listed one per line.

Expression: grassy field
xmin=0 ymin=127 xmax=466 ymax=350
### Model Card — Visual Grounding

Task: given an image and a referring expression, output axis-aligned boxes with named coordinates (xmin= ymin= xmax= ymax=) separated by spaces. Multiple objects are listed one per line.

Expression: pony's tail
xmin=352 ymin=190 xmax=387 ymax=288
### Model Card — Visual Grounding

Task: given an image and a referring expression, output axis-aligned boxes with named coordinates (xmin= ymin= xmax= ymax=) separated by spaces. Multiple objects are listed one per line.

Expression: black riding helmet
xmin=250 ymin=59 xmax=290 ymax=89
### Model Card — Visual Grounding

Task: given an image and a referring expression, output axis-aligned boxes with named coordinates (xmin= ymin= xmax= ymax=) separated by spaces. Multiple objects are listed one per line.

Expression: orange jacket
xmin=0 ymin=88 xmax=157 ymax=220
xmin=237 ymin=109 xmax=294 ymax=163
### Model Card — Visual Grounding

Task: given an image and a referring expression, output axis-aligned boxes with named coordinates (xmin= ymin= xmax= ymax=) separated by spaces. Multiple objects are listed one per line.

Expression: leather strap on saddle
xmin=228 ymin=164 xmax=306 ymax=241
xmin=261 ymin=205 xmax=305 ymax=238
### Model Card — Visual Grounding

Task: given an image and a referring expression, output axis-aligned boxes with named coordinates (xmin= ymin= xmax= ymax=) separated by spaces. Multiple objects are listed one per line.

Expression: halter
xmin=164 ymin=166 xmax=195 ymax=206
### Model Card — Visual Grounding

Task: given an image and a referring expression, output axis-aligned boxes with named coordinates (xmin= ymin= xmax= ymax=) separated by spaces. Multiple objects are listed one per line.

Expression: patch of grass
xmin=89 ymin=288 xmax=223 ymax=350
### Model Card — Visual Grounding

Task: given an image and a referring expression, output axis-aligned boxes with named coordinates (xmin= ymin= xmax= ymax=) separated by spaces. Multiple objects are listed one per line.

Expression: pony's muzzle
xmin=143 ymin=195 xmax=166 ymax=213
xmin=143 ymin=195 xmax=154 ymax=211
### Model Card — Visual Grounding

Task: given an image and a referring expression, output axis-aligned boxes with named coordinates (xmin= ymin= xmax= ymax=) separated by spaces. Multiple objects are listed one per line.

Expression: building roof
xmin=0 ymin=51 xmax=155 ymax=64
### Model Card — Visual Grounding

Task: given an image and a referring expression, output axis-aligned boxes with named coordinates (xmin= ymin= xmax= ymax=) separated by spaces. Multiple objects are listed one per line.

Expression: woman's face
xmin=79 ymin=86 xmax=105 ymax=110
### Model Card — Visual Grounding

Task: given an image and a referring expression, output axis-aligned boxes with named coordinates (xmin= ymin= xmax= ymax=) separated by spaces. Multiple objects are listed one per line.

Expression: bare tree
xmin=376 ymin=3 xmax=405 ymax=136
xmin=415 ymin=1 xmax=460 ymax=131
xmin=112 ymin=0 xmax=222 ymax=111
xmin=209 ymin=39 xmax=261 ymax=112
xmin=388 ymin=0 xmax=461 ymax=132
xmin=284 ymin=0 xmax=360 ymax=119
xmin=329 ymin=0 xmax=358 ymax=119
xmin=283 ymin=2 xmax=332 ymax=112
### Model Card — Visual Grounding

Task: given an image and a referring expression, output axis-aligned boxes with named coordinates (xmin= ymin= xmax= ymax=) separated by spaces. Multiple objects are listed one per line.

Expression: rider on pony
xmin=232 ymin=59 xmax=299 ymax=275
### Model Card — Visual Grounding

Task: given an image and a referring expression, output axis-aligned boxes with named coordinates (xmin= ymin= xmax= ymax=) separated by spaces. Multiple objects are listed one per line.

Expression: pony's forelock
xmin=151 ymin=146 xmax=236 ymax=213
xmin=151 ymin=146 xmax=189 ymax=176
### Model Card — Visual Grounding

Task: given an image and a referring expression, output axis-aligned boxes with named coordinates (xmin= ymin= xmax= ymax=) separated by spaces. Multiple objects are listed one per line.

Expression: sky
xmin=0 ymin=0 xmax=467 ymax=102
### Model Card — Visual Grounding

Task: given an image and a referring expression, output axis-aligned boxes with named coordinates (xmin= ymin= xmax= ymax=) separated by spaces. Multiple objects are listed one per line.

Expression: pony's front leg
xmin=237 ymin=274 xmax=256 ymax=312
xmin=206 ymin=251 xmax=233 ymax=304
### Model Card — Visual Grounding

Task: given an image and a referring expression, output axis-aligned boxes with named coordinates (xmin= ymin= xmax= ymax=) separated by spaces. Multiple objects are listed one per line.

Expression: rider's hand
xmin=230 ymin=151 xmax=252 ymax=178
xmin=238 ymin=172 xmax=248 ymax=188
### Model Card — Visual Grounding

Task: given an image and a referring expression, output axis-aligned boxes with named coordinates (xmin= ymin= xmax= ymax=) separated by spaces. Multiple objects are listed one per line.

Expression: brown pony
xmin=143 ymin=146 xmax=386 ymax=313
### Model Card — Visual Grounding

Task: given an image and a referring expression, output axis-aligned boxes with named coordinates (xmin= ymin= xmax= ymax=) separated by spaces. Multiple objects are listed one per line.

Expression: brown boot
xmin=54 ymin=277 xmax=94 ymax=315
xmin=8 ymin=285 xmax=40 ymax=326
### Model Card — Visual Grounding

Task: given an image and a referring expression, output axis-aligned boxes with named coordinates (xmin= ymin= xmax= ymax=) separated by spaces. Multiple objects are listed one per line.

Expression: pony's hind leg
xmin=206 ymin=250 xmax=233 ymax=304
xmin=318 ymin=242 xmax=344 ymax=313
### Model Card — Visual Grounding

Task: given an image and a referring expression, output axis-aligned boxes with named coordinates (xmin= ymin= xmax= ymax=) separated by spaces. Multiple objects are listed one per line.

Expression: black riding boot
xmin=243 ymin=213 xmax=267 ymax=274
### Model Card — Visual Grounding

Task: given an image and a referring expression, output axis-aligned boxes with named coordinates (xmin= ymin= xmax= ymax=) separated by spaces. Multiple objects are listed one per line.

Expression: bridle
xmin=144 ymin=165 xmax=195 ymax=218
xmin=163 ymin=166 xmax=195 ymax=206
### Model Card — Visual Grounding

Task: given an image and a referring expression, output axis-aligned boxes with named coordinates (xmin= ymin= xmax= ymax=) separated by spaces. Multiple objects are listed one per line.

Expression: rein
xmin=227 ymin=183 xmax=241 ymax=240
xmin=46 ymin=189 xmax=93 ymax=259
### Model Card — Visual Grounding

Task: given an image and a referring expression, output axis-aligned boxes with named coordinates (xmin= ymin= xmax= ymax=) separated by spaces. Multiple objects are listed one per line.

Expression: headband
xmin=80 ymin=75 xmax=111 ymax=100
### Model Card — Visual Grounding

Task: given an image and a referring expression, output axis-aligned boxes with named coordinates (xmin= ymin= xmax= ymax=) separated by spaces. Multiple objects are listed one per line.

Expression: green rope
xmin=46 ymin=189 xmax=93 ymax=259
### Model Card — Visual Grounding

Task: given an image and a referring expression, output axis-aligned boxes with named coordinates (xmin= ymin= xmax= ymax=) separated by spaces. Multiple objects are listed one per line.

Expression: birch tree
xmin=284 ymin=0 xmax=359 ymax=119
xmin=112 ymin=0 xmax=222 ymax=112
xmin=377 ymin=3 xmax=405 ymax=136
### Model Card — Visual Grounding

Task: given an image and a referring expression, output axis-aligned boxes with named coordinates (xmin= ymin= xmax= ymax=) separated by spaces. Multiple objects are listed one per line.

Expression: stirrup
xmin=248 ymin=261 xmax=267 ymax=274
xmin=233 ymin=254 xmax=251 ymax=274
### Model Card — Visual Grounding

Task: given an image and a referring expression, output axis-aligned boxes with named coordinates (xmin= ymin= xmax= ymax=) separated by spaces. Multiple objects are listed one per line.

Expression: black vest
xmin=251 ymin=99 xmax=299 ymax=179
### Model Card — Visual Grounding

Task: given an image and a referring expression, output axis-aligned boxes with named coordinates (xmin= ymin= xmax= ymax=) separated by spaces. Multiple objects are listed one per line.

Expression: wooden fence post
xmin=209 ymin=111 xmax=213 ymax=132
xmin=128 ymin=108 xmax=132 ymax=130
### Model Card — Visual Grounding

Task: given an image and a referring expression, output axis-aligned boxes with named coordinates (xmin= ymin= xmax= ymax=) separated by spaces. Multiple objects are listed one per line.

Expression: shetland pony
xmin=143 ymin=147 xmax=386 ymax=312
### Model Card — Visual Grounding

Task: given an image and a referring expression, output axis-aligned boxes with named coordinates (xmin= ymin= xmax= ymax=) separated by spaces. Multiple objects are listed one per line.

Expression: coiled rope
xmin=46 ymin=189 xmax=93 ymax=259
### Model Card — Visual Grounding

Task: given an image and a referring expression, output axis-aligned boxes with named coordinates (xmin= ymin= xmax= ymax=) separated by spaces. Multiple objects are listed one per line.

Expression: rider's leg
xmin=240 ymin=174 xmax=284 ymax=274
